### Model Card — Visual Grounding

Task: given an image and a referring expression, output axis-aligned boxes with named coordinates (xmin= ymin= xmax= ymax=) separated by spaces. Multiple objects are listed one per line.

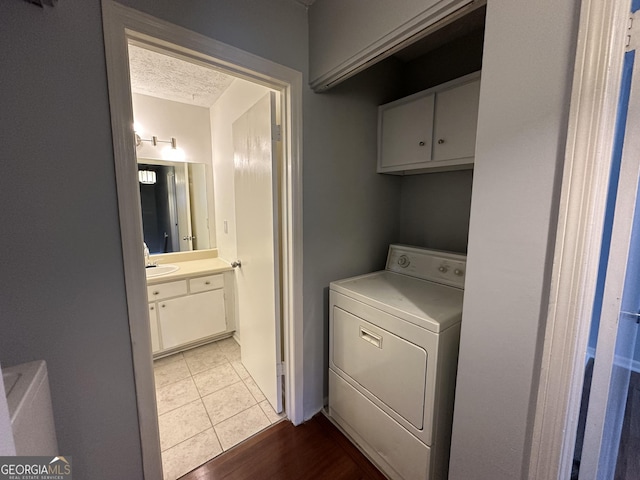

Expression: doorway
xmin=102 ymin=2 xmax=303 ymax=479
xmin=129 ymin=42 xmax=284 ymax=478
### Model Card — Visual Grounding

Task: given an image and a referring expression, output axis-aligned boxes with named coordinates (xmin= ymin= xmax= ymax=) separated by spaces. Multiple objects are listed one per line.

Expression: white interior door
xmin=233 ymin=92 xmax=282 ymax=413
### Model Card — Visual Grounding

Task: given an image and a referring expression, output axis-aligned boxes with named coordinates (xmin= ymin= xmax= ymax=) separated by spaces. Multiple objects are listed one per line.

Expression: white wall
xmin=132 ymin=93 xmax=212 ymax=163
xmin=0 ymin=0 xmax=307 ymax=478
xmin=210 ymin=80 xmax=271 ymax=263
xmin=448 ymin=1 xmax=579 ymax=479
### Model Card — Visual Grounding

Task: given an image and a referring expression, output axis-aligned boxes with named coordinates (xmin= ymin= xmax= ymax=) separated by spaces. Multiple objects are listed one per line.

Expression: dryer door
xmin=332 ymin=306 xmax=428 ymax=429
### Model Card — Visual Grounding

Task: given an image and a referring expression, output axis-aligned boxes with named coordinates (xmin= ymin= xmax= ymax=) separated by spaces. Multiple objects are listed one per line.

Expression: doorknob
xmin=231 ymin=260 xmax=242 ymax=268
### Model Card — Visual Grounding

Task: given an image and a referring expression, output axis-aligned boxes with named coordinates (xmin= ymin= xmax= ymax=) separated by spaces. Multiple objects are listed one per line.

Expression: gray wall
xmin=0 ymin=0 xmax=308 ymax=478
xmin=401 ymin=29 xmax=485 ymax=97
xmin=303 ymin=58 xmax=403 ymax=411
xmin=0 ymin=2 xmax=141 ymax=477
xmin=448 ymin=1 xmax=579 ymax=479
xmin=398 ymin=170 xmax=473 ymax=253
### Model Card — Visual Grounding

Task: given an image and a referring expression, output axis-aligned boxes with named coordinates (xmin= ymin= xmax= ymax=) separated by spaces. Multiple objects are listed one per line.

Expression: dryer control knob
xmin=438 ymin=266 xmax=448 ymax=273
xmin=397 ymin=255 xmax=410 ymax=267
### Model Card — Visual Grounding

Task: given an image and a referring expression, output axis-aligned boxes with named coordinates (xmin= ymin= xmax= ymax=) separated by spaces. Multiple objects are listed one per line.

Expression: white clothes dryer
xmin=328 ymin=244 xmax=466 ymax=480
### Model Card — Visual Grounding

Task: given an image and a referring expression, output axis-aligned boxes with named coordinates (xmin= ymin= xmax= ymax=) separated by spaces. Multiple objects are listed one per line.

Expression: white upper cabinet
xmin=378 ymin=72 xmax=481 ymax=174
xmin=309 ymin=0 xmax=474 ymax=91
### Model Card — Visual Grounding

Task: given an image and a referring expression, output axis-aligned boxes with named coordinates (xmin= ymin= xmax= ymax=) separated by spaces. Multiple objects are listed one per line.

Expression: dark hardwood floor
xmin=180 ymin=413 xmax=387 ymax=480
xmin=573 ymin=361 xmax=640 ymax=480
xmin=614 ymin=370 xmax=640 ymax=480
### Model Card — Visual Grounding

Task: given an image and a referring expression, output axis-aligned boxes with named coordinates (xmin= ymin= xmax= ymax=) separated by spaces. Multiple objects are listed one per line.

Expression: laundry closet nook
xmin=317 ymin=2 xmax=486 ymax=479
xmin=303 ymin=0 xmax=584 ymax=478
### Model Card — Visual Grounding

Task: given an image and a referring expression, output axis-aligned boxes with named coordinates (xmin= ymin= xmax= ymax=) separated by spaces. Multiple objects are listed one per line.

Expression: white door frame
xmin=528 ymin=0 xmax=630 ymax=478
xmin=101 ymin=2 xmax=304 ymax=478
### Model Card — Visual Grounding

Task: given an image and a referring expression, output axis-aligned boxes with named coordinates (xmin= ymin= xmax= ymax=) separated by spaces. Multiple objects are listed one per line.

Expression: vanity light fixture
xmin=134 ymin=132 xmax=186 ymax=161
xmin=135 ymin=133 xmax=178 ymax=150
xmin=138 ymin=170 xmax=157 ymax=185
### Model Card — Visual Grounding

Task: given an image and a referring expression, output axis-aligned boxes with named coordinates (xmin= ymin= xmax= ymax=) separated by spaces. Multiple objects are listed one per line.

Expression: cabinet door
xmin=432 ymin=79 xmax=481 ymax=162
xmin=379 ymin=94 xmax=434 ymax=172
xmin=158 ymin=290 xmax=226 ymax=350
xmin=148 ymin=304 xmax=160 ymax=353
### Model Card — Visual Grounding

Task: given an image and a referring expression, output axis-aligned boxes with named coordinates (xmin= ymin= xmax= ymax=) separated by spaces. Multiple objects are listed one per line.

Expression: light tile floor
xmin=153 ymin=337 xmax=285 ymax=480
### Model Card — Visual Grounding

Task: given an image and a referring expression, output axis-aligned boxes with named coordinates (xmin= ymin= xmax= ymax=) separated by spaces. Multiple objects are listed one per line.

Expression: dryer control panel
xmin=386 ymin=244 xmax=466 ymax=289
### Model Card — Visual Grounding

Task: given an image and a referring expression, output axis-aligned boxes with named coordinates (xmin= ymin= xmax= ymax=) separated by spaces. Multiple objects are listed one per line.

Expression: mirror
xmin=137 ymin=158 xmax=213 ymax=254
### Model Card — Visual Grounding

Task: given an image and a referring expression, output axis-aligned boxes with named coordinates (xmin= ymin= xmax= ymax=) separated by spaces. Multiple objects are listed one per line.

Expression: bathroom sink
xmin=146 ymin=264 xmax=179 ymax=278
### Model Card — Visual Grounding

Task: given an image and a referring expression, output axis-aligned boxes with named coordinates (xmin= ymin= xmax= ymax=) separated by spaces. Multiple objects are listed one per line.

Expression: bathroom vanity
xmin=146 ymin=252 xmax=235 ymax=357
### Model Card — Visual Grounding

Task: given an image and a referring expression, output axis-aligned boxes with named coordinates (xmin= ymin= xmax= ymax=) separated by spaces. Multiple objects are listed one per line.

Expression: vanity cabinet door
xmin=148 ymin=304 xmax=160 ymax=353
xmin=432 ymin=79 xmax=481 ymax=163
xmin=158 ymin=289 xmax=227 ymax=350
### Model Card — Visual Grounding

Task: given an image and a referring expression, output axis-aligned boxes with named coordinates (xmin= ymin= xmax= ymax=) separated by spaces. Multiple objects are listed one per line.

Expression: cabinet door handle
xmin=437 ymin=138 xmax=445 ymax=144
xmin=161 ymin=304 xmax=166 ymax=308
xmin=150 ymin=306 xmax=154 ymax=311
xmin=419 ymin=141 xmax=425 ymax=146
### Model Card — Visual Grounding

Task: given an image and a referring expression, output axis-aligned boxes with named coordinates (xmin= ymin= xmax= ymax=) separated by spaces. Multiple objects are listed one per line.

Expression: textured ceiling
xmin=128 ymin=44 xmax=235 ymax=107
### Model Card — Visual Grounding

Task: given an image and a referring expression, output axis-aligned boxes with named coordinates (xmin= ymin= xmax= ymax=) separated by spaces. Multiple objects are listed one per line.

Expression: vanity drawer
xmin=147 ymin=280 xmax=188 ymax=301
xmin=190 ymin=274 xmax=224 ymax=294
